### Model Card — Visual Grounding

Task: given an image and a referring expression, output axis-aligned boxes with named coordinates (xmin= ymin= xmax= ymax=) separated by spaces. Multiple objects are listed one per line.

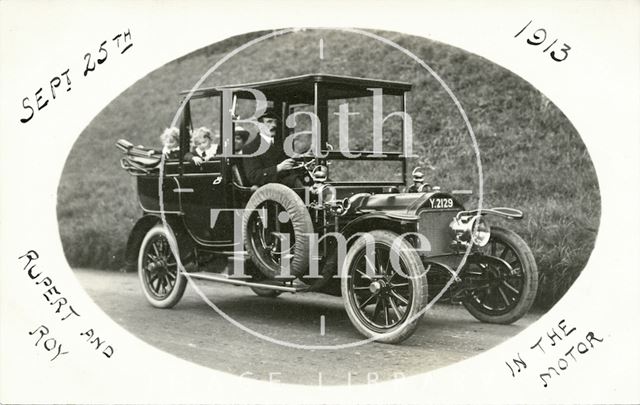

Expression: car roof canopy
xmin=182 ymin=73 xmax=412 ymax=103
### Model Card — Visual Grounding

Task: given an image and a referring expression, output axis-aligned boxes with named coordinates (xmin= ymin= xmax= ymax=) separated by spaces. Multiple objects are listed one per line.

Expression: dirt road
xmin=75 ymin=268 xmax=539 ymax=385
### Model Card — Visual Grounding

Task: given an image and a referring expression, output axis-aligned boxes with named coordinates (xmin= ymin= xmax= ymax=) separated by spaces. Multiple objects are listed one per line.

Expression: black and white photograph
xmin=1 ymin=1 xmax=638 ymax=404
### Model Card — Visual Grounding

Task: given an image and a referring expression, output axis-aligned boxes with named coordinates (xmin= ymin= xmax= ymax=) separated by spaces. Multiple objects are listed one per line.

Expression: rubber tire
xmin=462 ymin=227 xmax=538 ymax=324
xmin=243 ymin=183 xmax=313 ymax=279
xmin=138 ymin=224 xmax=187 ymax=308
xmin=341 ymin=230 xmax=429 ymax=344
xmin=250 ymin=287 xmax=283 ymax=298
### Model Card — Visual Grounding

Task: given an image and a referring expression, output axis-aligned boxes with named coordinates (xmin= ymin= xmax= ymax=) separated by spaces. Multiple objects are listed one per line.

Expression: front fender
xmin=340 ymin=212 xmax=418 ymax=241
xmin=459 ymin=207 xmax=524 ymax=220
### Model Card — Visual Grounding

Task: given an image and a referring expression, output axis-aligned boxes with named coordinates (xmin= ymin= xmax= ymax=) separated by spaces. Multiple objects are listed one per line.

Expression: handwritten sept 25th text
xmin=19 ymin=28 xmax=133 ymax=124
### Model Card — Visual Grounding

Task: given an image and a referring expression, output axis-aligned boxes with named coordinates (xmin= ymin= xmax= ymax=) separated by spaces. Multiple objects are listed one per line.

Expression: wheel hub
xmin=369 ymin=279 xmax=392 ymax=295
xmin=369 ymin=280 xmax=384 ymax=293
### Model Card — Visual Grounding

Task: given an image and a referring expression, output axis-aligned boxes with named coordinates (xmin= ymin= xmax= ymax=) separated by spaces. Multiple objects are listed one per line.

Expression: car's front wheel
xmin=462 ymin=226 xmax=538 ymax=324
xmin=138 ymin=224 xmax=187 ymax=308
xmin=341 ymin=230 xmax=428 ymax=344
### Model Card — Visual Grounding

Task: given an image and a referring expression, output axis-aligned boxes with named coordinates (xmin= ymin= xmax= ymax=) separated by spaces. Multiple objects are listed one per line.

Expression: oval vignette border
xmin=55 ymin=25 xmax=601 ymax=382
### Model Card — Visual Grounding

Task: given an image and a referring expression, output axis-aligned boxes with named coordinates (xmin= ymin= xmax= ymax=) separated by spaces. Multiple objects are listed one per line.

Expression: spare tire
xmin=243 ymin=183 xmax=313 ymax=279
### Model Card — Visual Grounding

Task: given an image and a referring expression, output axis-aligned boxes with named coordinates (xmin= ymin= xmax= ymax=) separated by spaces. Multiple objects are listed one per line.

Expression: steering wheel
xmin=290 ymin=143 xmax=331 ymax=171
xmin=288 ymin=157 xmax=318 ymax=187
xmin=290 ymin=156 xmax=317 ymax=171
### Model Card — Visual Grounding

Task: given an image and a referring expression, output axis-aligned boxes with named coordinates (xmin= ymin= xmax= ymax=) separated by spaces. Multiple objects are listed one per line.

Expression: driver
xmin=242 ymin=109 xmax=301 ymax=187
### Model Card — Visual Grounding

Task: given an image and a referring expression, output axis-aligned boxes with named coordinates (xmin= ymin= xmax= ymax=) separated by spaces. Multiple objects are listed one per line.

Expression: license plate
xmin=427 ymin=197 xmax=454 ymax=209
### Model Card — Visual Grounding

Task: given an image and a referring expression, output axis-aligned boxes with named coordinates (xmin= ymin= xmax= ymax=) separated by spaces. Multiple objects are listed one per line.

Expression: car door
xmin=137 ymin=161 xmax=182 ymax=214
xmin=178 ymin=158 xmax=234 ymax=245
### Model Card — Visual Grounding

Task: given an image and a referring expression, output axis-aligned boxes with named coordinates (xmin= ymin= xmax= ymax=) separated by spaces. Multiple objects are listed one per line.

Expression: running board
xmin=184 ymin=272 xmax=305 ymax=293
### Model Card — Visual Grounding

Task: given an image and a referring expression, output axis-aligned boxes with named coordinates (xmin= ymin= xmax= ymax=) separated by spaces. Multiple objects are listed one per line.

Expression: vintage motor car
xmin=117 ymin=73 xmax=538 ymax=344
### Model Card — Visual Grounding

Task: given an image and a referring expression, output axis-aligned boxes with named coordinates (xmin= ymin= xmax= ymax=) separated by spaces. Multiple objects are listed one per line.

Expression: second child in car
xmin=160 ymin=127 xmax=181 ymax=159
xmin=188 ymin=127 xmax=220 ymax=166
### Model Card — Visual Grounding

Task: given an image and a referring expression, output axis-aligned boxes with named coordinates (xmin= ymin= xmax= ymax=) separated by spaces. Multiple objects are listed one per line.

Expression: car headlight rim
xmin=450 ymin=214 xmax=491 ymax=248
xmin=317 ymin=184 xmax=337 ymax=205
xmin=470 ymin=216 xmax=491 ymax=247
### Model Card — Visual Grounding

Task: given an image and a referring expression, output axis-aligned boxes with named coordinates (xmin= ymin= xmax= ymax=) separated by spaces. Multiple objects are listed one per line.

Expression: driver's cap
xmin=258 ymin=108 xmax=279 ymax=122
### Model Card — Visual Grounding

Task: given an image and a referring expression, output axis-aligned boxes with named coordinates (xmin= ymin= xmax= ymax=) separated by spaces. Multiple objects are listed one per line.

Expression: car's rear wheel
xmin=138 ymin=224 xmax=187 ymax=308
xmin=243 ymin=183 xmax=313 ymax=279
xmin=462 ymin=226 xmax=538 ymax=324
xmin=341 ymin=230 xmax=428 ymax=344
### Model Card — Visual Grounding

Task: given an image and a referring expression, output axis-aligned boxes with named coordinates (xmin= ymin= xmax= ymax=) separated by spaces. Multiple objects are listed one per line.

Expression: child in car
xmin=188 ymin=127 xmax=220 ymax=166
xmin=233 ymin=125 xmax=250 ymax=155
xmin=160 ymin=127 xmax=180 ymax=159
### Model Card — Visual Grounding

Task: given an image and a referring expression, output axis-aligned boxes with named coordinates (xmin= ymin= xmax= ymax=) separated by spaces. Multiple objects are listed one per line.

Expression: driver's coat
xmin=242 ymin=136 xmax=281 ymax=186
